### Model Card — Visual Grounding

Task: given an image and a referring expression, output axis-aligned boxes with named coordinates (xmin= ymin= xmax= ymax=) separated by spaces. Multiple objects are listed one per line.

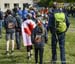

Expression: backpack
xmin=34 ymin=26 xmax=45 ymax=43
xmin=15 ymin=15 xmax=22 ymax=31
xmin=54 ymin=12 xmax=67 ymax=33
xmin=7 ymin=16 xmax=15 ymax=29
xmin=15 ymin=15 xmax=22 ymax=28
xmin=8 ymin=22 xmax=15 ymax=29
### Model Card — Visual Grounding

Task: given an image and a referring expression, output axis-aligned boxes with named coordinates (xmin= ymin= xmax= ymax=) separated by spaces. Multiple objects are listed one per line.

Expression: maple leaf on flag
xmin=24 ymin=27 xmax=31 ymax=36
xmin=28 ymin=22 xmax=34 ymax=32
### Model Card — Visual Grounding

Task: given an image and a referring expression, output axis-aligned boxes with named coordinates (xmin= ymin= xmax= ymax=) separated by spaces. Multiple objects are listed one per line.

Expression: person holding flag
xmin=21 ymin=13 xmax=36 ymax=60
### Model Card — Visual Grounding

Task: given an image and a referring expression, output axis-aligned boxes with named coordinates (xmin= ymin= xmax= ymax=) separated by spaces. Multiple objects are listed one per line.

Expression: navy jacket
xmin=31 ymin=25 xmax=48 ymax=48
xmin=15 ymin=14 xmax=22 ymax=32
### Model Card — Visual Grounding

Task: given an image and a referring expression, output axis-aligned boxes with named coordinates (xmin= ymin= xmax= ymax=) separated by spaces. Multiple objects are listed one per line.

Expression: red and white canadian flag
xmin=21 ymin=19 xmax=36 ymax=46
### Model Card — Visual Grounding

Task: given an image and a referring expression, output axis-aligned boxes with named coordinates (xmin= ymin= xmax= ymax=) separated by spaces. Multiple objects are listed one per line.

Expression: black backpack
xmin=15 ymin=15 xmax=22 ymax=28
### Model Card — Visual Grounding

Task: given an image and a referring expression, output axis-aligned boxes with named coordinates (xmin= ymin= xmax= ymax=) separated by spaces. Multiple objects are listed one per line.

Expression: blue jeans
xmin=34 ymin=47 xmax=44 ymax=64
xmin=15 ymin=32 xmax=21 ymax=49
xmin=0 ymin=20 xmax=3 ymax=37
xmin=51 ymin=33 xmax=66 ymax=64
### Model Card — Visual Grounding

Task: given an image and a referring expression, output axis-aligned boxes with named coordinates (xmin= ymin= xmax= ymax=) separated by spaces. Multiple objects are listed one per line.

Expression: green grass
xmin=0 ymin=17 xmax=75 ymax=64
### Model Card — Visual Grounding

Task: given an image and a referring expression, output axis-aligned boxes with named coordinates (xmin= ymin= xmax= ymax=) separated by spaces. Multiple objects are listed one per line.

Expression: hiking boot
xmin=27 ymin=56 xmax=31 ymax=60
xmin=30 ymin=54 xmax=33 ymax=58
xmin=11 ymin=51 xmax=14 ymax=55
xmin=17 ymin=47 xmax=20 ymax=50
xmin=5 ymin=51 xmax=10 ymax=56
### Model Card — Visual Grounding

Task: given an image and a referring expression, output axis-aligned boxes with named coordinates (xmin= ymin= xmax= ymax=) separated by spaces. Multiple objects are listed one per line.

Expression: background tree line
xmin=37 ymin=0 xmax=75 ymax=7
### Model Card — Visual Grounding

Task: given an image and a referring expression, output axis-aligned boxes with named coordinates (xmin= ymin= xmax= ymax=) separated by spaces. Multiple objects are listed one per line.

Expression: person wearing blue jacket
xmin=18 ymin=7 xmax=22 ymax=18
xmin=22 ymin=7 xmax=28 ymax=21
xmin=48 ymin=2 xmax=70 ymax=64
xmin=4 ymin=9 xmax=17 ymax=55
xmin=31 ymin=20 xmax=48 ymax=64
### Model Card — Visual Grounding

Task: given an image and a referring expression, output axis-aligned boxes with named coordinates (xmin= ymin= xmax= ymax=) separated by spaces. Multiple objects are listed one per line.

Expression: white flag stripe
xmin=21 ymin=19 xmax=36 ymax=46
